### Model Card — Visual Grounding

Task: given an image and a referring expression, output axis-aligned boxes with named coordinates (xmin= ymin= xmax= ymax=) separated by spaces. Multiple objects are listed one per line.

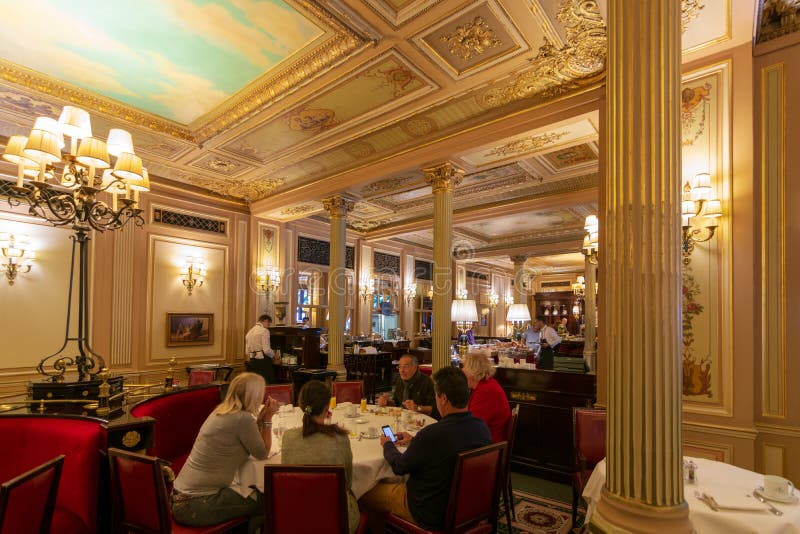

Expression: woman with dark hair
xmin=281 ymin=381 xmax=360 ymax=533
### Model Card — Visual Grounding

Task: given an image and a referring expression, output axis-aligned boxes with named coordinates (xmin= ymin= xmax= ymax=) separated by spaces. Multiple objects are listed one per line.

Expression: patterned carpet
xmin=498 ymin=490 xmax=586 ymax=534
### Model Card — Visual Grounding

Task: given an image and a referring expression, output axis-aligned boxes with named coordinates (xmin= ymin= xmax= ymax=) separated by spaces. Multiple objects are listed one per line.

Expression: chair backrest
xmin=130 ymin=384 xmax=223 ymax=475
xmin=573 ymin=408 xmax=607 ymax=469
xmin=333 ymin=381 xmax=363 ymax=404
xmin=502 ymin=404 xmax=520 ymax=473
xmin=0 ymin=455 xmax=64 ymax=534
xmin=108 ymin=448 xmax=170 ymax=534
xmin=444 ymin=442 xmax=506 ymax=532
xmin=264 ymin=465 xmax=347 ymax=534
xmin=0 ymin=415 xmax=105 ymax=533
xmin=265 ymin=384 xmax=294 ymax=405
xmin=188 ymin=369 xmax=216 ymax=386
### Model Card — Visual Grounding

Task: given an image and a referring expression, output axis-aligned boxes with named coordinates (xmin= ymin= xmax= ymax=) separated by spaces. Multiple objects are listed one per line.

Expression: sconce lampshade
xmin=704 ymin=199 xmax=722 ymax=218
xmin=76 ymin=137 xmax=110 ymax=169
xmin=691 ymin=172 xmax=712 ymax=201
xmin=506 ymin=303 xmax=531 ymax=322
xmin=451 ymin=299 xmax=479 ymax=323
xmin=58 ymin=106 xmax=92 ymax=139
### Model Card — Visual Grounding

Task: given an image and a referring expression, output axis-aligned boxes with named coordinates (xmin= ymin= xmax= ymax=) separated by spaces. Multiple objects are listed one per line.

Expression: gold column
xmin=591 ymin=1 xmax=691 ymax=532
xmin=583 ymin=258 xmax=597 ymax=372
xmin=424 ymin=162 xmax=463 ymax=371
xmin=510 ymin=255 xmax=528 ymax=306
xmin=323 ymin=195 xmax=354 ymax=381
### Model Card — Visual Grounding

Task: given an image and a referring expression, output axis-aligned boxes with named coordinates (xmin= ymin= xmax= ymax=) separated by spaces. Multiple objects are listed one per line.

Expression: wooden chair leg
xmin=572 ymin=483 xmax=579 ymax=528
xmin=503 ymin=482 xmax=513 ymax=528
xmin=508 ymin=476 xmax=516 ymax=521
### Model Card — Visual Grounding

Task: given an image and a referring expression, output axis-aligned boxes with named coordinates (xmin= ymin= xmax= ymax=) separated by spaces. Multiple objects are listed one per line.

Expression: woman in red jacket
xmin=462 ymin=352 xmax=511 ymax=443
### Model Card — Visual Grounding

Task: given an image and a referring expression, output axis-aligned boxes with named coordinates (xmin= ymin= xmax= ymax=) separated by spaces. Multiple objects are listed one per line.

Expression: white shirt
xmin=523 ymin=327 xmax=540 ymax=349
xmin=540 ymin=325 xmax=562 ymax=348
xmin=244 ymin=322 xmax=274 ymax=359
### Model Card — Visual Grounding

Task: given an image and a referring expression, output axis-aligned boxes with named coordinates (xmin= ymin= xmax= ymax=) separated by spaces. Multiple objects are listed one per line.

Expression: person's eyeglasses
xmin=398 ymin=364 xmax=413 ymax=368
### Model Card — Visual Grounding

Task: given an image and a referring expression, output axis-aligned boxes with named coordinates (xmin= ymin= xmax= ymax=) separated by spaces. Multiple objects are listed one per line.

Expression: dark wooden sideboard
xmin=270 ymin=327 xmax=321 ymax=368
xmin=495 ymin=367 xmax=596 ymax=483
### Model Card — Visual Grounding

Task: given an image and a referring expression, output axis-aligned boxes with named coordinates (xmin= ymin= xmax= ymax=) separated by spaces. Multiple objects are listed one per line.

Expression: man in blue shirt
xmin=359 ymin=367 xmax=492 ymax=530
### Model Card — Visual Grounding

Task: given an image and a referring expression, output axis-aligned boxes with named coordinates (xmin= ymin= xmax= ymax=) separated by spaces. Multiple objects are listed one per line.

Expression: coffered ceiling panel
xmin=462 ymin=209 xmax=583 ymax=239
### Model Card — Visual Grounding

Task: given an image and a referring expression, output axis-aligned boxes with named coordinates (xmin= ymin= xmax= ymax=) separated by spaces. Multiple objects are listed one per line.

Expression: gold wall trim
xmin=755 ymin=423 xmax=800 ymax=438
xmin=760 ymin=62 xmax=787 ymax=418
xmin=682 ymin=439 xmax=733 ymax=463
xmin=682 ymin=420 xmax=758 ymax=440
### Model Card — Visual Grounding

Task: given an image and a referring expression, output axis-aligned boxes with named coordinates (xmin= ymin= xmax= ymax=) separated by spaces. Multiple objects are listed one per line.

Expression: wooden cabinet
xmin=495 ymin=367 xmax=596 ymax=483
xmin=270 ymin=327 xmax=322 ymax=368
xmin=534 ymin=290 xmax=582 ymax=335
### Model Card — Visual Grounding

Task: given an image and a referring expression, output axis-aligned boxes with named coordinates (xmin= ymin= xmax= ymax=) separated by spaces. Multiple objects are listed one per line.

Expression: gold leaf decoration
xmin=440 ymin=16 xmax=502 ymax=61
xmin=188 ymin=176 xmax=285 ymax=203
xmin=485 ymin=132 xmax=569 ymax=157
xmin=681 ymin=0 xmax=705 ymax=33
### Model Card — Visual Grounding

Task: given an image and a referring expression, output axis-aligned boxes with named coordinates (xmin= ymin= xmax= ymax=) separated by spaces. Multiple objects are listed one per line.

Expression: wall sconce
xmin=181 ymin=257 xmax=206 ymax=296
xmin=405 ymin=283 xmax=417 ymax=304
xmin=504 ymin=292 xmax=513 ymax=305
xmin=0 ymin=232 xmax=35 ymax=285
xmin=488 ymin=292 xmax=499 ymax=310
xmin=572 ymin=275 xmax=586 ymax=297
xmin=359 ymin=273 xmax=374 ymax=302
xmin=256 ymin=267 xmax=280 ymax=294
xmin=682 ymin=172 xmax=722 ymax=257
xmin=582 ymin=215 xmax=599 ymax=264
xmin=456 ymin=288 xmax=468 ymax=300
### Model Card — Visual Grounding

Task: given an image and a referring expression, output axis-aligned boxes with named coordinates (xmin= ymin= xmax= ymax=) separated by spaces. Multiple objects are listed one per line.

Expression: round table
xmin=233 ymin=403 xmax=436 ymax=499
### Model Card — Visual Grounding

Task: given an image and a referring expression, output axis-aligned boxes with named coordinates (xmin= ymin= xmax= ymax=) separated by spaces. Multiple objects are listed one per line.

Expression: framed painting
xmin=273 ymin=302 xmax=288 ymax=326
xmin=166 ymin=313 xmax=213 ymax=347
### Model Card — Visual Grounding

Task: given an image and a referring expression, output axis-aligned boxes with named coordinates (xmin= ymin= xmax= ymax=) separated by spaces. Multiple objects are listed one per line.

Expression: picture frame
xmin=166 ymin=313 xmax=214 ymax=347
xmin=273 ymin=302 xmax=288 ymax=326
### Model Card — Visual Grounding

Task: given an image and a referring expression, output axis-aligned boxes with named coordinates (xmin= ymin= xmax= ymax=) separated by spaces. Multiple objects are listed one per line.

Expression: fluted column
xmin=591 ymin=1 xmax=690 ymax=532
xmin=583 ymin=258 xmax=597 ymax=372
xmin=510 ymin=255 xmax=528 ymax=305
xmin=323 ymin=195 xmax=354 ymax=381
xmin=424 ymin=162 xmax=463 ymax=371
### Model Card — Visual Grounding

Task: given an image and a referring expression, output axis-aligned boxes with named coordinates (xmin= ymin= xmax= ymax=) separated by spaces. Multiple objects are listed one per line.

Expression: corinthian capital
xmin=322 ymin=195 xmax=355 ymax=218
xmin=510 ymin=255 xmax=528 ymax=265
xmin=423 ymin=162 xmax=464 ymax=193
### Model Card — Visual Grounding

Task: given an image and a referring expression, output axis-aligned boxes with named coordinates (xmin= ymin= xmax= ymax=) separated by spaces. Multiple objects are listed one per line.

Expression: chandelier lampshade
xmin=76 ymin=137 xmax=111 ymax=169
xmin=112 ymin=151 xmax=143 ymax=181
xmin=24 ymin=129 xmax=62 ymax=164
xmin=106 ymin=128 xmax=134 ymax=157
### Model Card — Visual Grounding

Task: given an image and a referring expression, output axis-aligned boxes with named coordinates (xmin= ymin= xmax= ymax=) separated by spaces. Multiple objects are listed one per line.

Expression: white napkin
xmin=700 ymin=489 xmax=768 ymax=512
xmin=279 ymin=404 xmax=294 ymax=413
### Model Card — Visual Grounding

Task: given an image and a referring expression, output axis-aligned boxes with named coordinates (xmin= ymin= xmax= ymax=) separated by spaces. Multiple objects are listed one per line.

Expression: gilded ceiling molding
xmin=681 ymin=0 xmax=705 ymax=33
xmin=482 ymin=0 xmax=606 ymax=107
xmin=440 ymin=16 xmax=503 ymax=60
xmin=348 ymin=218 xmax=393 ymax=231
xmin=192 ymin=0 xmax=370 ymax=143
xmin=0 ymin=59 xmax=195 ymax=142
xmin=322 ymin=195 xmax=355 ymax=218
xmin=360 ymin=175 xmax=420 ymax=196
xmin=757 ymin=0 xmax=800 ymax=43
xmin=280 ymin=204 xmax=319 ymax=217
xmin=187 ymin=176 xmax=285 ymax=203
xmin=423 ymin=162 xmax=464 ymax=193
xmin=486 ymin=131 xmax=569 ymax=157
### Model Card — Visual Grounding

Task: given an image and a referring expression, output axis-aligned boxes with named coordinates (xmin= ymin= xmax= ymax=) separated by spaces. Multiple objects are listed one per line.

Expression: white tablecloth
xmin=583 ymin=457 xmax=800 ymax=533
xmin=234 ymin=404 xmax=435 ymax=499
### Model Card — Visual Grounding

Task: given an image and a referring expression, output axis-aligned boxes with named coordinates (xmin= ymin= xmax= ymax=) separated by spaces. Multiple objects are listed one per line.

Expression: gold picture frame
xmin=166 ymin=313 xmax=214 ymax=347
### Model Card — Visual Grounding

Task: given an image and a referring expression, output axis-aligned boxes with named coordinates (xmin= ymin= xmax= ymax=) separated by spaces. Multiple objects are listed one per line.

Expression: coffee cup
xmin=367 ymin=426 xmax=379 ymax=438
xmin=348 ymin=404 xmax=358 ymax=417
xmin=764 ymin=475 xmax=795 ymax=500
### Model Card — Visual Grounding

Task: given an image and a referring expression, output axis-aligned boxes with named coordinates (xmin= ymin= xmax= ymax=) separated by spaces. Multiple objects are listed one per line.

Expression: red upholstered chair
xmin=130 ymin=384 xmax=223 ymax=475
xmin=264 ymin=464 xmax=367 ymax=534
xmin=0 ymin=455 xmax=64 ymax=534
xmin=572 ymin=408 xmax=606 ymax=528
xmin=264 ymin=384 xmax=293 ymax=406
xmin=500 ymin=404 xmax=520 ymax=528
xmin=332 ymin=381 xmax=363 ymax=404
xmin=386 ymin=442 xmax=506 ymax=534
xmin=188 ymin=370 xmax=216 ymax=386
xmin=417 ymin=364 xmax=433 ymax=376
xmin=0 ymin=415 xmax=106 ymax=534
xmin=108 ymin=448 xmax=246 ymax=534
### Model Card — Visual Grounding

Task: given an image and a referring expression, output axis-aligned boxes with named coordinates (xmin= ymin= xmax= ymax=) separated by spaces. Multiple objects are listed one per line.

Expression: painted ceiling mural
xmin=0 ymin=0 xmax=324 ymax=124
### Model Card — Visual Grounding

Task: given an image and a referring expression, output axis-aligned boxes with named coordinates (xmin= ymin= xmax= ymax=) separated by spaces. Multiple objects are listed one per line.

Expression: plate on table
xmin=344 ymin=413 xmax=361 ymax=418
xmin=754 ymin=487 xmax=799 ymax=504
xmin=354 ymin=418 xmax=369 ymax=424
xmin=360 ymin=432 xmax=380 ymax=439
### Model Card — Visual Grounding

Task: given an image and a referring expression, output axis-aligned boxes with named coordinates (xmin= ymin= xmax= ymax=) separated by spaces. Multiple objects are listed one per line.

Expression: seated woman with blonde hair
xmin=461 ymin=352 xmax=511 ymax=443
xmin=172 ymin=372 xmax=279 ymax=533
xmin=282 ymin=381 xmax=360 ymax=533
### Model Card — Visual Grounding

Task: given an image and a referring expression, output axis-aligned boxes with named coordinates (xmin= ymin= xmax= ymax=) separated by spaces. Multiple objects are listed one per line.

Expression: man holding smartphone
xmin=360 ymin=367 xmax=491 ymax=530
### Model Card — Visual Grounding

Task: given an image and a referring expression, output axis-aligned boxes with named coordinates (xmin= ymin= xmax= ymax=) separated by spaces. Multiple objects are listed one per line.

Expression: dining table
xmin=582 ymin=457 xmax=800 ymax=533
xmin=233 ymin=403 xmax=437 ymax=499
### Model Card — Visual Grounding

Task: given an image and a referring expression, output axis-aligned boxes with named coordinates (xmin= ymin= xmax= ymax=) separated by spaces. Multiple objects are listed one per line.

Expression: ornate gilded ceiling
xmin=0 ymin=0 xmax=758 ymax=270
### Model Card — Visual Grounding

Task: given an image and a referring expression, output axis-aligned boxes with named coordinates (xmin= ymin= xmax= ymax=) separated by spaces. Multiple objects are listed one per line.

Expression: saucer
xmin=754 ymin=486 xmax=799 ymax=504
xmin=360 ymin=432 xmax=380 ymax=439
xmin=344 ymin=413 xmax=361 ymax=418
xmin=354 ymin=418 xmax=369 ymax=424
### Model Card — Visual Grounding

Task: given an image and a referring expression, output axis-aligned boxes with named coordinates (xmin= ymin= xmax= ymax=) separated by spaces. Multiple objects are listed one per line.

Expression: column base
xmin=327 ymin=362 xmax=347 ymax=382
xmin=583 ymin=349 xmax=597 ymax=373
xmin=589 ymin=489 xmax=692 ymax=534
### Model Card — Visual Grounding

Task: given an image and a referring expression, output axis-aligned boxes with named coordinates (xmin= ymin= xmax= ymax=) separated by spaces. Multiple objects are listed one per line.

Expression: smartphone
xmin=381 ymin=425 xmax=397 ymax=442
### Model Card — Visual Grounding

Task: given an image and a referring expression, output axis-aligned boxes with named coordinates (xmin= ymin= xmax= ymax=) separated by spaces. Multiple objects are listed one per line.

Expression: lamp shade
xmin=112 ymin=151 xmax=143 ymax=181
xmin=506 ymin=303 xmax=531 ymax=322
xmin=703 ymin=199 xmax=722 ymax=218
xmin=76 ymin=137 xmax=110 ymax=169
xmin=2 ymin=135 xmax=38 ymax=166
xmin=128 ymin=167 xmax=150 ymax=192
xmin=32 ymin=117 xmax=65 ymax=150
xmin=58 ymin=106 xmax=92 ymax=139
xmin=106 ymin=128 xmax=134 ymax=157
xmin=451 ymin=299 xmax=479 ymax=323
xmin=23 ymin=129 xmax=62 ymax=163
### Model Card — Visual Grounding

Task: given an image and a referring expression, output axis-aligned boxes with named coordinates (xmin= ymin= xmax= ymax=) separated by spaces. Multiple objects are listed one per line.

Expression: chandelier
xmin=2 ymin=105 xmax=148 ymax=381
xmin=256 ymin=266 xmax=280 ymax=295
